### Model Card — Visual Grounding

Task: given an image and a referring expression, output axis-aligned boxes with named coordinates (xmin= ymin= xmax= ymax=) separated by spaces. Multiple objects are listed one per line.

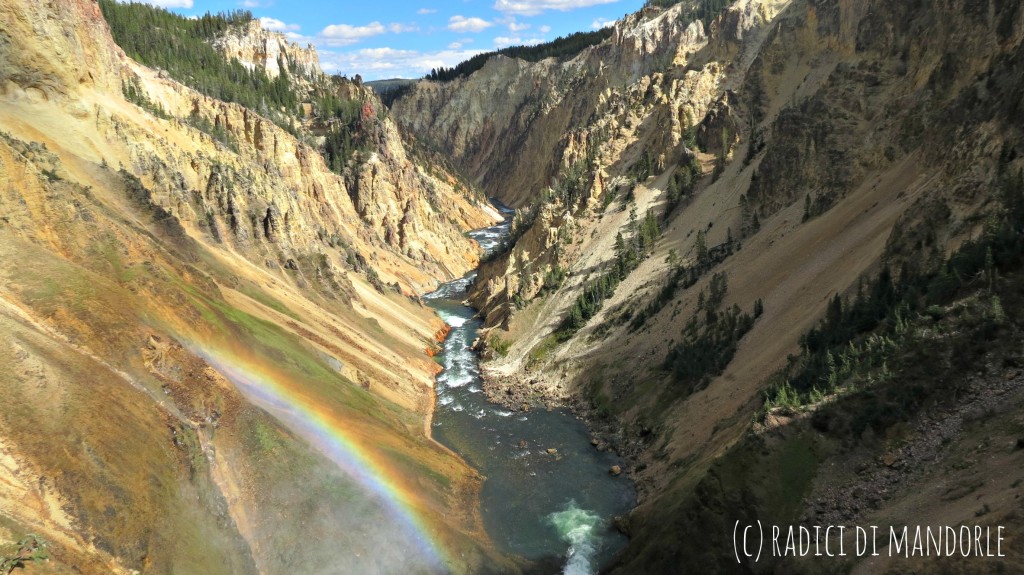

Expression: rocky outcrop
xmin=213 ymin=19 xmax=322 ymax=80
xmin=0 ymin=0 xmax=121 ymax=98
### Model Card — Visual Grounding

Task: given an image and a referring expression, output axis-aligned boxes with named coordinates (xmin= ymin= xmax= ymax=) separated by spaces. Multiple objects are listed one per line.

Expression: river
xmin=425 ymin=205 xmax=635 ymax=574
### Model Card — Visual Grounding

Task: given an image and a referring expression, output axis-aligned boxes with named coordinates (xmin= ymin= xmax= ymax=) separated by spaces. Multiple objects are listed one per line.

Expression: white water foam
xmin=548 ymin=501 xmax=601 ymax=575
xmin=444 ymin=373 xmax=475 ymax=388
xmin=435 ymin=309 xmax=468 ymax=328
xmin=444 ymin=315 xmax=467 ymax=328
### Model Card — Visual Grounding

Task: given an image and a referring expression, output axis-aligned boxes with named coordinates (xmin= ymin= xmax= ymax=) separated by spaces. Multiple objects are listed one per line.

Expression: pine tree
xmin=614 ymin=232 xmax=627 ymax=268
xmin=641 ymin=209 xmax=659 ymax=252
xmin=696 ymin=229 xmax=708 ymax=265
xmin=667 ymin=170 xmax=681 ymax=206
xmin=739 ymin=194 xmax=751 ymax=235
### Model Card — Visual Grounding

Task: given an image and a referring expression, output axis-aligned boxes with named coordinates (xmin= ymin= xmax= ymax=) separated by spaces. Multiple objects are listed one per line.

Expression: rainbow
xmin=182 ymin=339 xmax=452 ymax=572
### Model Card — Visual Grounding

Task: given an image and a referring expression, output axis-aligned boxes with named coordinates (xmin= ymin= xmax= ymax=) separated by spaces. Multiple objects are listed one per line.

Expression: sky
xmin=144 ymin=0 xmax=647 ymax=80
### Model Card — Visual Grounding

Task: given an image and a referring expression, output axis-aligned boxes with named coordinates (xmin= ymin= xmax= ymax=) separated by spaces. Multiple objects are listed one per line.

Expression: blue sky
xmin=145 ymin=0 xmax=647 ymax=80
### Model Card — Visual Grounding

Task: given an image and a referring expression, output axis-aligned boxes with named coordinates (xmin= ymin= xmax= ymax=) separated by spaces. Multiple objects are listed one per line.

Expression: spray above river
xmin=426 ymin=204 xmax=635 ymax=573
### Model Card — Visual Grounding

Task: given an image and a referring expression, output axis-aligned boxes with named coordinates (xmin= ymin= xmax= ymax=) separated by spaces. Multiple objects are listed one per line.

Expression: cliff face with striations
xmin=0 ymin=1 xmax=511 ymax=574
xmin=391 ymin=1 xmax=775 ymax=207
xmin=121 ymin=63 xmax=492 ymax=293
xmin=389 ymin=33 xmax=645 ymax=206
xmin=393 ymin=0 xmax=1024 ymax=572
xmin=0 ymin=0 xmax=120 ymax=97
xmin=213 ymin=19 xmax=322 ymax=79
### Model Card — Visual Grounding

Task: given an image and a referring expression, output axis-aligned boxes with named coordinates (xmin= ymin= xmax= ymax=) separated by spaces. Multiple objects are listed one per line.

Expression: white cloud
xmin=539 ymin=25 xmax=552 ymax=33
xmin=140 ymin=0 xmax=194 ymax=8
xmin=508 ymin=20 xmax=531 ymax=32
xmin=319 ymin=46 xmax=486 ymax=79
xmin=448 ymin=41 xmax=464 ymax=49
xmin=447 ymin=15 xmax=493 ymax=33
xmin=493 ymin=0 xmax=620 ymax=16
xmin=417 ymin=8 xmax=437 ymax=14
xmin=238 ymin=0 xmax=268 ymax=7
xmin=260 ymin=17 xmax=300 ymax=32
xmin=320 ymin=22 xmax=387 ymax=46
xmin=591 ymin=17 xmax=615 ymax=29
xmin=493 ymin=36 xmax=520 ymax=48
xmin=318 ymin=21 xmax=416 ymax=46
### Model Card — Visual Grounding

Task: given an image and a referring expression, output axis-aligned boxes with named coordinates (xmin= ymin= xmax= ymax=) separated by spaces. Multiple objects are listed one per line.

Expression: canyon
xmin=1 ymin=0 xmax=1023 ymax=573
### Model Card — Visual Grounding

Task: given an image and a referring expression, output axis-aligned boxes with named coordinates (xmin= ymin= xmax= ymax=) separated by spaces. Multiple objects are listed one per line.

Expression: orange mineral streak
xmin=425 ymin=325 xmax=451 ymax=358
